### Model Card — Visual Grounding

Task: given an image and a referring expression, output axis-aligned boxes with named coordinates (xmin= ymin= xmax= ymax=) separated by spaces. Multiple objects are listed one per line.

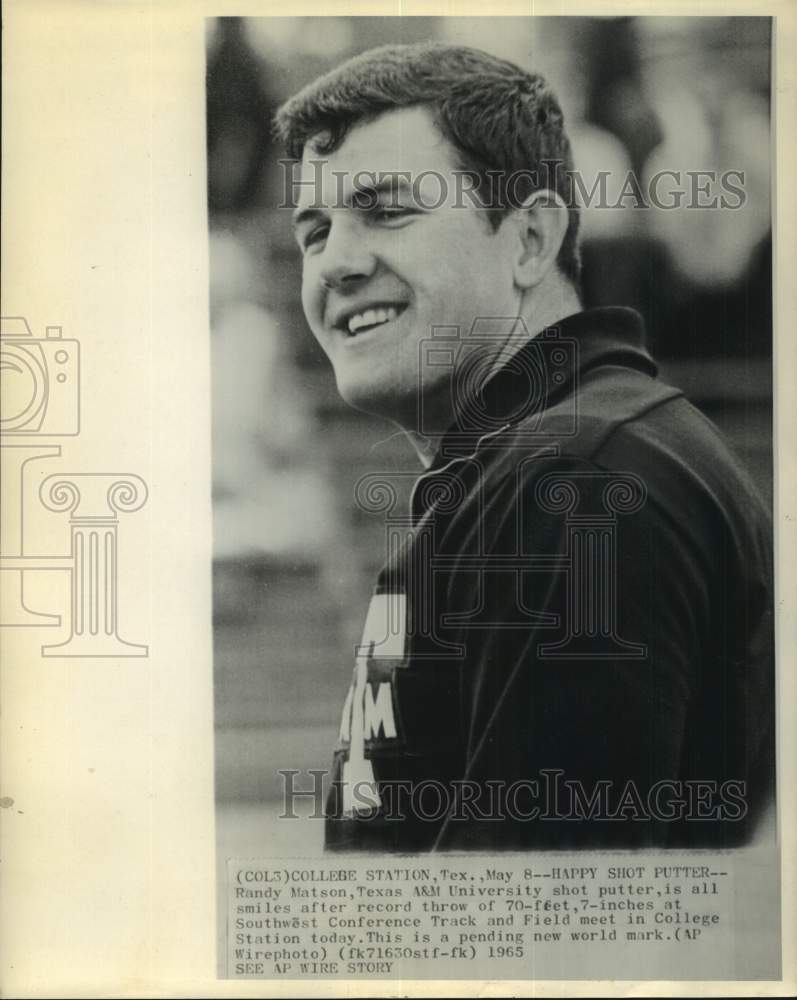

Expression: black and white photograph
xmin=208 ymin=14 xmax=782 ymax=981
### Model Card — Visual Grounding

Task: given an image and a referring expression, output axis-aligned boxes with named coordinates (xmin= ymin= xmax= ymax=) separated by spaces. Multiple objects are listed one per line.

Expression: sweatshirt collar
xmin=432 ymin=307 xmax=657 ymax=464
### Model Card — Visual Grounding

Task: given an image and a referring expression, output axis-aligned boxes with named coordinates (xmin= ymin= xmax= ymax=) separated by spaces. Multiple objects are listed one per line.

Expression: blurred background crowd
xmin=207 ymin=17 xmax=773 ymax=836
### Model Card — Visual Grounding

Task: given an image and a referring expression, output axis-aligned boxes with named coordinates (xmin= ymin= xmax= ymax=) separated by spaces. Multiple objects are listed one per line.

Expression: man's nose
xmin=318 ymin=222 xmax=377 ymax=289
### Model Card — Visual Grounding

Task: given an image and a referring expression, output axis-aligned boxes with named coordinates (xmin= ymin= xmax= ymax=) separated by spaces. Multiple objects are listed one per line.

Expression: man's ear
xmin=511 ymin=189 xmax=570 ymax=290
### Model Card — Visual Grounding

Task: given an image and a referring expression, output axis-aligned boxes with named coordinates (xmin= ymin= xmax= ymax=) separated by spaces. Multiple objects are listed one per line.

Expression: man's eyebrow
xmin=292 ymin=175 xmax=416 ymax=230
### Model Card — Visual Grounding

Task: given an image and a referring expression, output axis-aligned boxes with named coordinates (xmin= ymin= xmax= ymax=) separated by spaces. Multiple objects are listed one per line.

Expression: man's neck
xmin=406 ymin=283 xmax=583 ymax=468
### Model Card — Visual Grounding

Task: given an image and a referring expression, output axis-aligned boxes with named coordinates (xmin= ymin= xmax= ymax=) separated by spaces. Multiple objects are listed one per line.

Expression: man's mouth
xmin=342 ymin=304 xmax=407 ymax=337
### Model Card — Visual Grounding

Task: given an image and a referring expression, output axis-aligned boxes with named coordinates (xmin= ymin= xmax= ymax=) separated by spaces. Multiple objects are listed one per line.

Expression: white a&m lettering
xmin=339 ymin=593 xmax=406 ymax=815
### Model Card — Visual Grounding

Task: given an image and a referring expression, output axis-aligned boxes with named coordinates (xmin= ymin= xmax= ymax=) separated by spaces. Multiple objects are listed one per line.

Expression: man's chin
xmin=333 ymin=373 xmax=415 ymax=428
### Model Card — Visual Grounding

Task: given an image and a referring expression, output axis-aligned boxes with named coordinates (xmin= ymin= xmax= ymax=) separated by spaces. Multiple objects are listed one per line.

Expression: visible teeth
xmin=347 ymin=306 xmax=399 ymax=335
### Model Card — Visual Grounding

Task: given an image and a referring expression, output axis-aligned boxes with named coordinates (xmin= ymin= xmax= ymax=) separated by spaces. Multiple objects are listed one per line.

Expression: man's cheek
xmin=300 ymin=283 xmax=320 ymax=332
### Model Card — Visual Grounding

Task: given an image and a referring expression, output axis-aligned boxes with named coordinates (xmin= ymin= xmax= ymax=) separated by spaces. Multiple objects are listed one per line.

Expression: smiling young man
xmin=275 ymin=43 xmax=774 ymax=851
xmin=290 ymin=102 xmax=579 ymax=447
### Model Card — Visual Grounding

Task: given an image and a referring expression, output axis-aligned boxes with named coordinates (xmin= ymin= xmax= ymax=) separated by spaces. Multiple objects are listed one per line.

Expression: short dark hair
xmin=274 ymin=42 xmax=581 ymax=287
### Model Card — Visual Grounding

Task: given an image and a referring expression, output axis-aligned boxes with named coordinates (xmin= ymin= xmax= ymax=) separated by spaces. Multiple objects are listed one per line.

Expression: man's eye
xmin=303 ymin=224 xmax=329 ymax=249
